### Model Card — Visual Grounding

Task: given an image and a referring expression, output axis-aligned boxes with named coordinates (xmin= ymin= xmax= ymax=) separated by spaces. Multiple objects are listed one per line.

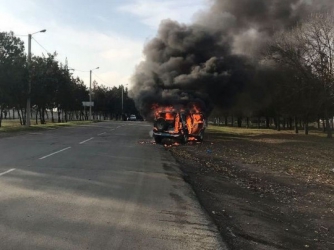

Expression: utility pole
xmin=121 ymin=84 xmax=128 ymax=120
xmin=26 ymin=34 xmax=32 ymax=126
xmin=26 ymin=29 xmax=46 ymax=127
xmin=89 ymin=67 xmax=99 ymax=121
xmin=121 ymin=85 xmax=123 ymax=115
xmin=89 ymin=70 xmax=92 ymax=121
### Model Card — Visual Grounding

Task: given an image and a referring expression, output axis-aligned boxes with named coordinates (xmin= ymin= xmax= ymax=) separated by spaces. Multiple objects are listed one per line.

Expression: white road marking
xmin=79 ymin=137 xmax=94 ymax=144
xmin=39 ymin=147 xmax=71 ymax=160
xmin=98 ymin=132 xmax=106 ymax=136
xmin=0 ymin=168 xmax=16 ymax=177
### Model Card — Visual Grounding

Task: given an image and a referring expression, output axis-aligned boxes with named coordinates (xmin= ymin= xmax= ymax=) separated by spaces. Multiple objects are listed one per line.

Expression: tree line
xmin=212 ymin=14 xmax=334 ymax=138
xmin=0 ymin=31 xmax=138 ymax=127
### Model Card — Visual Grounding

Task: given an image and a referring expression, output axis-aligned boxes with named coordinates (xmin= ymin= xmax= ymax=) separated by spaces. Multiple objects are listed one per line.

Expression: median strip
xmin=0 ymin=168 xmax=16 ymax=177
xmin=39 ymin=147 xmax=71 ymax=160
xmin=79 ymin=137 xmax=94 ymax=144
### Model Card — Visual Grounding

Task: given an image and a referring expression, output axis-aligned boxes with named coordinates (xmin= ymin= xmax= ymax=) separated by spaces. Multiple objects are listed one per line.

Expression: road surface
xmin=0 ymin=121 xmax=226 ymax=250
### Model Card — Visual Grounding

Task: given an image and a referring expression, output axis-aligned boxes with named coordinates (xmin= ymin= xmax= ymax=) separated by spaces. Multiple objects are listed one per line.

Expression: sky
xmin=0 ymin=0 xmax=209 ymax=89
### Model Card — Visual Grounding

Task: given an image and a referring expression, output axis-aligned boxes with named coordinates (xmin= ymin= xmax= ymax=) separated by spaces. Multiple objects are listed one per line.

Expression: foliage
xmin=0 ymin=31 xmax=140 ymax=126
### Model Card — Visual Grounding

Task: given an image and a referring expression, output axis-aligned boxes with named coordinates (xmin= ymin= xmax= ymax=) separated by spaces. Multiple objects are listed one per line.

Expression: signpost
xmin=82 ymin=102 xmax=94 ymax=107
xmin=82 ymin=102 xmax=94 ymax=120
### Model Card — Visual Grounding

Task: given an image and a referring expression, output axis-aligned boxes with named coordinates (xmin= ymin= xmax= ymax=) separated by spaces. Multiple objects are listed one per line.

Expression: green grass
xmin=207 ymin=125 xmax=329 ymax=138
xmin=0 ymin=120 xmax=94 ymax=133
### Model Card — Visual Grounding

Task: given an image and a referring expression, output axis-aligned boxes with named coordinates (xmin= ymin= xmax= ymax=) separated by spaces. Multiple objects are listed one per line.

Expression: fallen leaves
xmin=170 ymin=127 xmax=334 ymax=250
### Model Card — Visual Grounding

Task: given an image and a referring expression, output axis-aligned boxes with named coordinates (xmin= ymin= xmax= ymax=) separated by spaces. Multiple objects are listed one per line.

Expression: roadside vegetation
xmin=0 ymin=31 xmax=139 ymax=128
xmin=0 ymin=119 xmax=95 ymax=135
xmin=211 ymin=14 xmax=334 ymax=139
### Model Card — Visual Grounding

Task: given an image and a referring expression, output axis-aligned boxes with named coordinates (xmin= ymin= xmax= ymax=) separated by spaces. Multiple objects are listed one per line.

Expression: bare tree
xmin=269 ymin=14 xmax=334 ymax=138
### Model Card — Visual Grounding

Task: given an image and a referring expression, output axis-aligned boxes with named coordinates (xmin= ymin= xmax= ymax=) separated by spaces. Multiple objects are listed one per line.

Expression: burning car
xmin=152 ymin=105 xmax=206 ymax=144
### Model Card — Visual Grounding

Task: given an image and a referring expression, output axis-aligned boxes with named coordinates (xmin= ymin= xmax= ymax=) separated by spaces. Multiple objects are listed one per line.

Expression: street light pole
xmin=121 ymin=85 xmax=123 ymax=115
xmin=26 ymin=34 xmax=32 ymax=127
xmin=89 ymin=67 xmax=99 ymax=121
xmin=26 ymin=29 xmax=46 ymax=127
xmin=121 ymin=84 xmax=128 ymax=119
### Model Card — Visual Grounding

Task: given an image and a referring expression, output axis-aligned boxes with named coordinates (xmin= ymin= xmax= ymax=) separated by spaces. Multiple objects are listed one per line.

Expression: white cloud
xmin=0 ymin=0 xmax=209 ymax=90
xmin=94 ymin=71 xmax=131 ymax=88
xmin=118 ymin=0 xmax=208 ymax=29
xmin=0 ymin=6 xmax=144 ymax=89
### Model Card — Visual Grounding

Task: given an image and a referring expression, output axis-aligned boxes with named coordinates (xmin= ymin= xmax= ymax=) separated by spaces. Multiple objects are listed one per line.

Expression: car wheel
xmin=181 ymin=134 xmax=188 ymax=144
xmin=197 ymin=131 xmax=204 ymax=142
xmin=154 ymin=136 xmax=162 ymax=144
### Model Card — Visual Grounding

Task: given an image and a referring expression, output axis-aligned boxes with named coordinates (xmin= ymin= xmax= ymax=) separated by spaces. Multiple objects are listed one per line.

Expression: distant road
xmin=0 ymin=121 xmax=226 ymax=250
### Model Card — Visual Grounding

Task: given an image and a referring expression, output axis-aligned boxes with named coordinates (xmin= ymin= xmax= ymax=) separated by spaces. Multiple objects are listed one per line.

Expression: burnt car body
xmin=153 ymin=108 xmax=206 ymax=144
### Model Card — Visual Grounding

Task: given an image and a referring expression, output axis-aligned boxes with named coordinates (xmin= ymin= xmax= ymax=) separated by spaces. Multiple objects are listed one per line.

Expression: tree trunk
xmin=0 ymin=107 xmax=3 ymax=127
xmin=325 ymin=112 xmax=332 ymax=138
xmin=246 ymin=117 xmax=250 ymax=128
xmin=294 ymin=116 xmax=299 ymax=134
xmin=41 ymin=108 xmax=46 ymax=124
xmin=51 ymin=110 xmax=54 ymax=123
xmin=231 ymin=116 xmax=234 ymax=127
xmin=36 ymin=109 xmax=39 ymax=125
xmin=21 ymin=108 xmax=26 ymax=125
xmin=18 ymin=109 xmax=22 ymax=125
xmin=304 ymin=117 xmax=309 ymax=135
xmin=225 ymin=116 xmax=228 ymax=126
xmin=277 ymin=115 xmax=281 ymax=131
xmin=237 ymin=117 xmax=242 ymax=127
xmin=58 ymin=108 xmax=61 ymax=123
xmin=265 ymin=116 xmax=270 ymax=128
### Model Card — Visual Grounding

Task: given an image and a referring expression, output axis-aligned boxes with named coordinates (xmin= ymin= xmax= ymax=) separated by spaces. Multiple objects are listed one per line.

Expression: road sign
xmin=82 ymin=101 xmax=94 ymax=107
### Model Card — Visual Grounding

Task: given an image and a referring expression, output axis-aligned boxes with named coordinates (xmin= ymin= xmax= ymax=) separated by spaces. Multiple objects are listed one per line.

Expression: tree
xmin=268 ymin=14 xmax=334 ymax=138
xmin=0 ymin=31 xmax=27 ymax=126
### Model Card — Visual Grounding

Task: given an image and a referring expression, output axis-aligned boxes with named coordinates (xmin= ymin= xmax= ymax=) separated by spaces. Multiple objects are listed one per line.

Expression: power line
xmin=68 ymin=67 xmax=89 ymax=72
xmin=93 ymin=72 xmax=111 ymax=86
xmin=32 ymin=37 xmax=49 ymax=54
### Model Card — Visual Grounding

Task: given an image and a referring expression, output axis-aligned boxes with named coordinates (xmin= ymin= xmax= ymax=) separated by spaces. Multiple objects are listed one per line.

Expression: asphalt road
xmin=0 ymin=121 xmax=226 ymax=250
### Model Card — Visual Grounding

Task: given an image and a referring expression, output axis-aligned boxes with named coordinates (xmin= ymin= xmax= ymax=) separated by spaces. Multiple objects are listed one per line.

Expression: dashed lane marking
xmin=0 ymin=168 xmax=16 ymax=177
xmin=79 ymin=137 xmax=94 ymax=144
xmin=39 ymin=147 xmax=71 ymax=160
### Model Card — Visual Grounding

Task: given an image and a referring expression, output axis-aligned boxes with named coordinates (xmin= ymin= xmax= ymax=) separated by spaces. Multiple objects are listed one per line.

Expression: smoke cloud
xmin=129 ymin=0 xmax=334 ymax=119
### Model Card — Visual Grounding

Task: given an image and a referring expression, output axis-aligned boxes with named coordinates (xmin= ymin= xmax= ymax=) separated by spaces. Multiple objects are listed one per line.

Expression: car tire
xmin=197 ymin=131 xmax=204 ymax=142
xmin=181 ymin=134 xmax=188 ymax=144
xmin=154 ymin=136 xmax=162 ymax=144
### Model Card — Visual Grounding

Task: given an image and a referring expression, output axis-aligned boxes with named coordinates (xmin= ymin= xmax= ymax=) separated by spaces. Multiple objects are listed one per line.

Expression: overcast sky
xmin=0 ymin=0 xmax=208 ymax=89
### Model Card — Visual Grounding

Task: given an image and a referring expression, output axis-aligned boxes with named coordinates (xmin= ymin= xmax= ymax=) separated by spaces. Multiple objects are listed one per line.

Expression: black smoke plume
xmin=129 ymin=0 xmax=334 ymax=119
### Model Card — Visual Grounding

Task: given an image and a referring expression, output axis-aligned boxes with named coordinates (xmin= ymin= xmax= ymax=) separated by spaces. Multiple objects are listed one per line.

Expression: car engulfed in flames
xmin=152 ymin=104 xmax=206 ymax=144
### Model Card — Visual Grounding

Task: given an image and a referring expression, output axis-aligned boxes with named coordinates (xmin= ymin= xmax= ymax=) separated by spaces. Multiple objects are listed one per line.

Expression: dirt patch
xmin=169 ymin=127 xmax=334 ymax=250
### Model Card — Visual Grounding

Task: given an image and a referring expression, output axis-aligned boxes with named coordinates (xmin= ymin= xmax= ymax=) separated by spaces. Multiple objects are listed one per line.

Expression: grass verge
xmin=0 ymin=120 xmax=95 ymax=134
xmin=170 ymin=126 xmax=334 ymax=250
